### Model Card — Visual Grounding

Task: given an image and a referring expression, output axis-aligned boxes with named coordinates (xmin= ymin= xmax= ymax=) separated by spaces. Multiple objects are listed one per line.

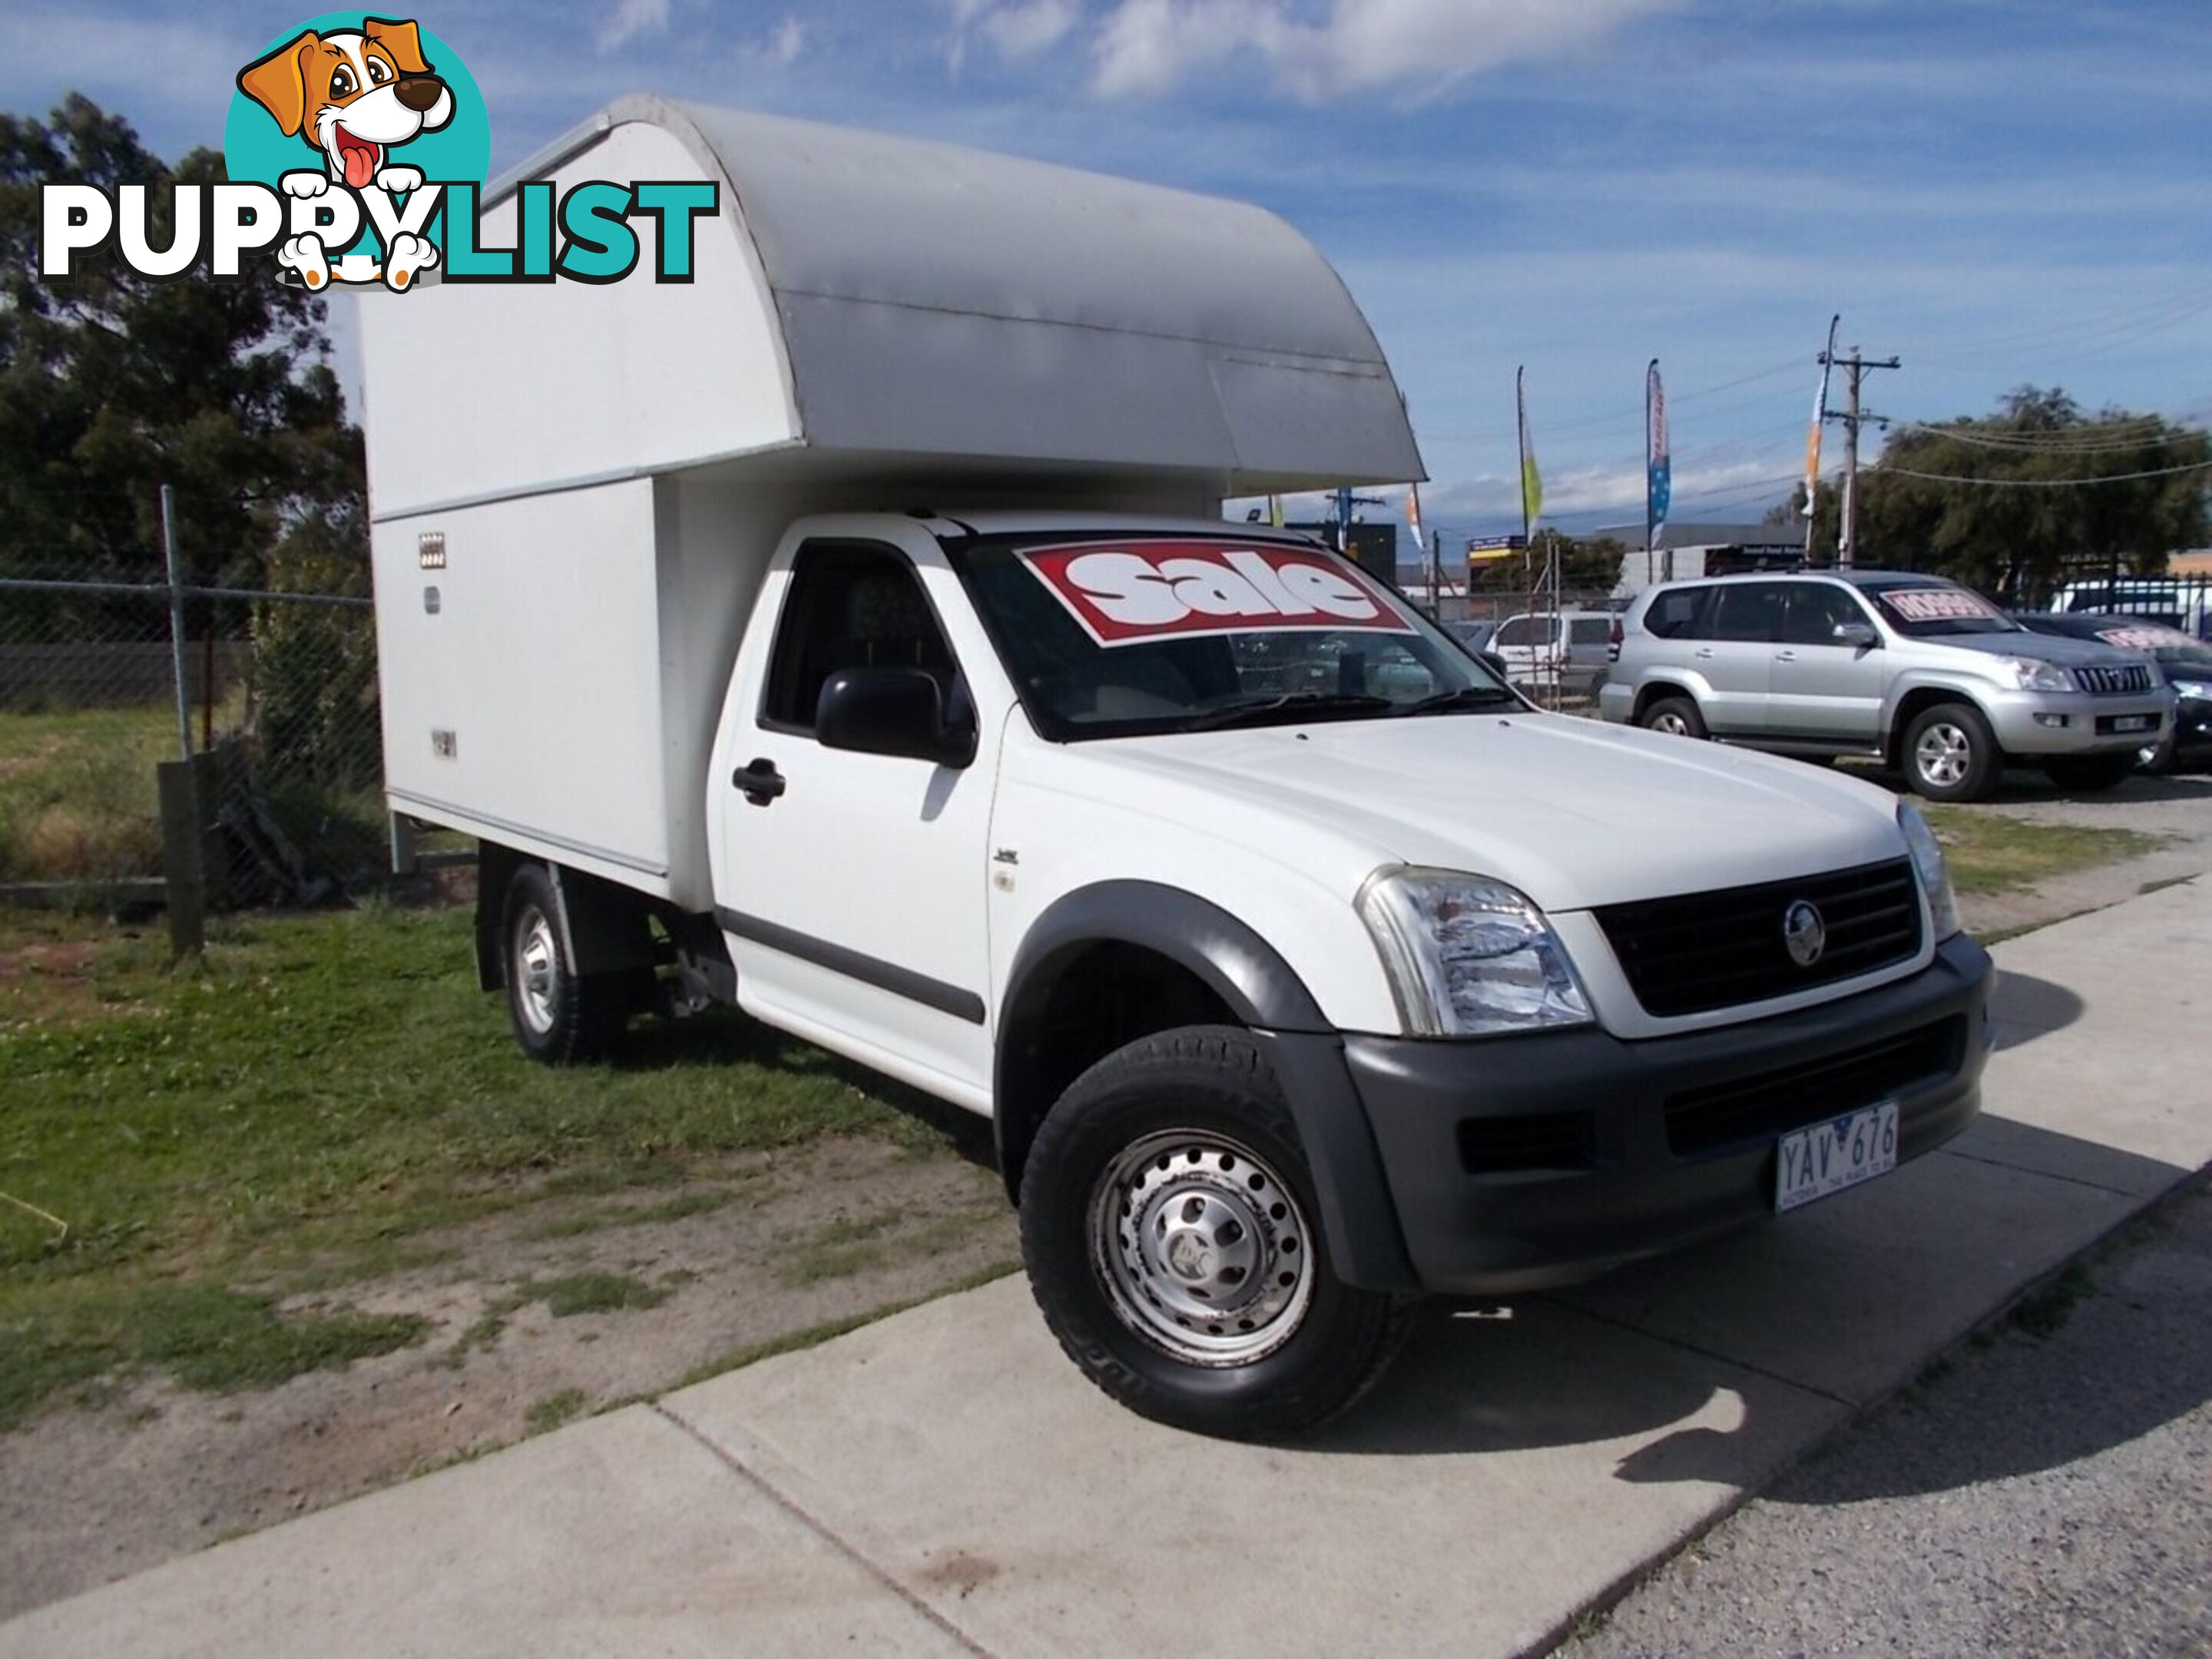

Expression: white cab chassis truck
xmin=362 ymin=99 xmax=1993 ymax=1437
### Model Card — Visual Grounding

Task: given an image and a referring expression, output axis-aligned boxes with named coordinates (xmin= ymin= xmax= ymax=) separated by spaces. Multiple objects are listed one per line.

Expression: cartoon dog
xmin=237 ymin=17 xmax=454 ymax=293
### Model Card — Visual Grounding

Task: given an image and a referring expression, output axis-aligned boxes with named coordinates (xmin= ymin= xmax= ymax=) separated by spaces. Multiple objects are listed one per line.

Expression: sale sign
xmin=1020 ymin=540 xmax=1419 ymax=647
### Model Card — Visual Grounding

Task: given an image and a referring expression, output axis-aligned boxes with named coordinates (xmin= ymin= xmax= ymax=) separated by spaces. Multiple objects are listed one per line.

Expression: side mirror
xmin=816 ymin=668 xmax=976 ymax=768
xmin=1832 ymin=621 xmax=1879 ymax=650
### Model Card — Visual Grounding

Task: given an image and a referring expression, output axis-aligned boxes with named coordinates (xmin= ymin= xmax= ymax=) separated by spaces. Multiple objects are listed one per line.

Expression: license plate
xmin=1776 ymin=1101 xmax=1899 ymax=1213
xmin=2111 ymin=715 xmax=2154 ymax=733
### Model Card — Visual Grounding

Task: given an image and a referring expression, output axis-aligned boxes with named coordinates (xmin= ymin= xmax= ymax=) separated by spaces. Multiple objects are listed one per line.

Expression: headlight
xmin=2177 ymin=680 xmax=2210 ymax=702
xmin=1990 ymin=656 xmax=2073 ymax=692
xmin=1896 ymin=801 xmax=1962 ymax=942
xmin=1357 ymin=869 xmax=1593 ymax=1037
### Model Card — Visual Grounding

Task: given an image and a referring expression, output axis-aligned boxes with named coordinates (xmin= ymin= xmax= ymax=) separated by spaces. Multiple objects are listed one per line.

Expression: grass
xmin=523 ymin=1388 xmax=589 ymax=1435
xmin=0 ymin=902 xmax=964 ymax=1426
xmin=0 ymin=705 xmax=177 ymax=886
xmin=0 ymin=1283 xmax=429 ymax=1431
xmin=773 ymin=1204 xmax=1008 ymax=1288
xmin=1921 ymin=805 xmax=2165 ymax=896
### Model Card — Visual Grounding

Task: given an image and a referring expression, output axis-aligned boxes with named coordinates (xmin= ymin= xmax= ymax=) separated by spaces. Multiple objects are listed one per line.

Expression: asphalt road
xmin=1565 ymin=1177 xmax=2212 ymax=1659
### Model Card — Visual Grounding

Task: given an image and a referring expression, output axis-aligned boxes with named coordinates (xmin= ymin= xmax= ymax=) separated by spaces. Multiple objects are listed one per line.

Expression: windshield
xmin=945 ymin=533 xmax=1518 ymax=739
xmin=2086 ymin=621 xmax=2212 ymax=671
xmin=1867 ymin=583 xmax=2019 ymax=638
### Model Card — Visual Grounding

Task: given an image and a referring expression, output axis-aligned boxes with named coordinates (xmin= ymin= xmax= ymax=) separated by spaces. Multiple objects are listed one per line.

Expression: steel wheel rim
xmin=1088 ymin=1130 xmax=1316 ymax=1367
xmin=513 ymin=906 xmax=559 ymax=1035
xmin=1916 ymin=723 xmax=1972 ymax=787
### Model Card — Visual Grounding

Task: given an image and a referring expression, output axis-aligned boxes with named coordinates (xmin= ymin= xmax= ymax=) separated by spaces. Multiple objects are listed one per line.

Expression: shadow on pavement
xmin=1985 ymin=969 xmax=2084 ymax=1050
xmin=1310 ymin=1128 xmax=2203 ymax=1503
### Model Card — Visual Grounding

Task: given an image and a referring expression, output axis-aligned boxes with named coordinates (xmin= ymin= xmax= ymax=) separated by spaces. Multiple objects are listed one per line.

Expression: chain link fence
xmin=0 ymin=570 xmax=388 ymax=910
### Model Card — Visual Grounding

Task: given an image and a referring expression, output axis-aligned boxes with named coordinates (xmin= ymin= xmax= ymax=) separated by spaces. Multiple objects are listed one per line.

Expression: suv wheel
xmin=2043 ymin=754 xmax=2136 ymax=793
xmin=1639 ymin=694 xmax=1709 ymax=740
xmin=1902 ymin=702 xmax=2000 ymax=803
xmin=1018 ymin=1025 xmax=1414 ymax=1439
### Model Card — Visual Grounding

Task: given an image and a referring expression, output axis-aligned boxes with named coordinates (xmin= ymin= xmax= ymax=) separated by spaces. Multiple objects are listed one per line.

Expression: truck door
xmin=718 ymin=538 xmax=995 ymax=1101
xmin=1769 ymin=582 xmax=1884 ymax=742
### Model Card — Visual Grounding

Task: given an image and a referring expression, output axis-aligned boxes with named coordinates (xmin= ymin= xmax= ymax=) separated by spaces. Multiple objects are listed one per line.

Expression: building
xmin=1591 ymin=522 xmax=1809 ymax=598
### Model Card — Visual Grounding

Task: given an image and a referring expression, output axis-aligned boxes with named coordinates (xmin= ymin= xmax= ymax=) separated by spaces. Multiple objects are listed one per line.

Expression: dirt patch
xmin=0 ymin=1136 xmax=1018 ymax=1618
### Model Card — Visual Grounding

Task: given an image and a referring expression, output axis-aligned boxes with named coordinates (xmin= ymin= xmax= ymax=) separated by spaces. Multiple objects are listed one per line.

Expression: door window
xmin=1644 ymin=587 xmax=1714 ymax=639
xmin=1570 ymin=618 xmax=1613 ymax=645
xmin=1778 ymin=584 xmax=1870 ymax=645
xmin=763 ymin=542 xmax=960 ymax=732
xmin=1709 ymin=583 xmax=1788 ymax=643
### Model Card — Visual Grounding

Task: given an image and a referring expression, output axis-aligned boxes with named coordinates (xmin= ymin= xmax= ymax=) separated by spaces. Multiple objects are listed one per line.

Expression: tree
xmin=0 ymin=95 xmax=363 ymax=591
xmin=1780 ymin=388 xmax=2208 ymax=602
xmin=1469 ymin=531 xmax=1627 ymax=601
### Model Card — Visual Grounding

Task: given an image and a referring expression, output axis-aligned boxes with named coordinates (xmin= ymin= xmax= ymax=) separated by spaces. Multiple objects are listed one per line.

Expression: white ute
xmin=363 ymin=98 xmax=1995 ymax=1437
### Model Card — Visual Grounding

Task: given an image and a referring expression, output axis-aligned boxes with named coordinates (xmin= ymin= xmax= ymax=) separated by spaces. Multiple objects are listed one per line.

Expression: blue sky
xmin=6 ymin=0 xmax=2209 ymax=541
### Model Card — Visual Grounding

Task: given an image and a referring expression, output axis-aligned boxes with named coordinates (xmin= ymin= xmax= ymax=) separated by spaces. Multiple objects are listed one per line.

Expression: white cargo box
xmin=361 ymin=98 xmax=1422 ymax=907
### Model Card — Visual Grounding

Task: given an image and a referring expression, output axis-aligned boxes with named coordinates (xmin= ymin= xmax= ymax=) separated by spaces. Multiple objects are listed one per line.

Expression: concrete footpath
xmin=7 ymin=878 xmax=2208 ymax=1659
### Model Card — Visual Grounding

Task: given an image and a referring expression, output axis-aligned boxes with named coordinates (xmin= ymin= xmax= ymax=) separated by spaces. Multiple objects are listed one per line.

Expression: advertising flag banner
xmin=1804 ymin=314 xmax=1839 ymax=518
xmin=1517 ymin=367 xmax=1544 ymax=528
xmin=1646 ymin=359 xmax=1671 ymax=546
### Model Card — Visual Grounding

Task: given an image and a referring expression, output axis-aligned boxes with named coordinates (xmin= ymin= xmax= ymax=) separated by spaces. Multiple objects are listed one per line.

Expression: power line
xmin=1879 ymin=458 xmax=2212 ymax=488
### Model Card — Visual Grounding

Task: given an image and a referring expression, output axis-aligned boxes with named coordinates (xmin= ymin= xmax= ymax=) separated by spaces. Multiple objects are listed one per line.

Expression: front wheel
xmin=1902 ymin=702 xmax=2001 ymax=802
xmin=1018 ymin=1026 xmax=1413 ymax=1439
xmin=2043 ymin=753 xmax=2137 ymax=793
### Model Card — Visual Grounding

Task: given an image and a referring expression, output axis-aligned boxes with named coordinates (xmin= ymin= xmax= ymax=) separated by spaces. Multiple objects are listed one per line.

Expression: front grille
xmin=2072 ymin=663 xmax=2154 ymax=695
xmin=1664 ymin=1016 xmax=1965 ymax=1157
xmin=1596 ymin=859 xmax=1923 ymax=1018
xmin=1458 ymin=1111 xmax=1596 ymax=1174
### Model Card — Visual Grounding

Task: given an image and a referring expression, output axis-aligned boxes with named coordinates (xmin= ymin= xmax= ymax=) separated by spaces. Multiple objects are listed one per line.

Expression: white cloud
xmin=1091 ymin=0 xmax=1675 ymax=102
xmin=598 ymin=0 xmax=671 ymax=54
xmin=984 ymin=0 xmax=1084 ymax=58
xmin=763 ymin=16 xmax=808 ymax=68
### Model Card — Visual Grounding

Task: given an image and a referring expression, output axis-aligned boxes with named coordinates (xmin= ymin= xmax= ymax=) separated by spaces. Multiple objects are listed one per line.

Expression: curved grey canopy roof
xmin=489 ymin=96 xmax=1424 ymax=494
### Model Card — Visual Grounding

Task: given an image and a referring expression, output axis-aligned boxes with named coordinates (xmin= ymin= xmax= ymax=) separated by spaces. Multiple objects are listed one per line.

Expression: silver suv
xmin=1598 ymin=571 xmax=2173 ymax=801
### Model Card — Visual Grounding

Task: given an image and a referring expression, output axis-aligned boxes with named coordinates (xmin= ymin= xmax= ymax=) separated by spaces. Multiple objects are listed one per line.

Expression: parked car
xmin=1492 ymin=610 xmax=1615 ymax=694
xmin=2015 ymin=611 xmax=2212 ymax=773
xmin=2049 ymin=579 xmax=2211 ymax=642
xmin=1598 ymin=571 xmax=2172 ymax=801
xmin=1446 ymin=618 xmax=1498 ymax=653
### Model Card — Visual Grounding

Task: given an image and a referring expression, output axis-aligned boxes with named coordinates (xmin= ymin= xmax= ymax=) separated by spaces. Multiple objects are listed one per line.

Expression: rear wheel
xmin=501 ymin=863 xmax=628 ymax=1064
xmin=2043 ymin=753 xmax=2137 ymax=793
xmin=1018 ymin=1026 xmax=1414 ymax=1439
xmin=1638 ymin=694 xmax=1708 ymax=740
xmin=1902 ymin=702 xmax=2000 ymax=803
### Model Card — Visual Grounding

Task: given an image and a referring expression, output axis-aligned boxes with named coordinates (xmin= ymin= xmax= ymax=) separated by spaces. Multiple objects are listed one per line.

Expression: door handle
xmin=1694 ymin=647 xmax=1716 ymax=659
xmin=733 ymin=758 xmax=786 ymax=806
xmin=1776 ymin=650 xmax=1799 ymax=662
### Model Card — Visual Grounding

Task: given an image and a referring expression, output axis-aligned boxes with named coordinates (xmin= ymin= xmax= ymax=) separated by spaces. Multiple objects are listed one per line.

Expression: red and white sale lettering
xmin=1882 ymin=588 xmax=2001 ymax=623
xmin=2098 ymin=625 xmax=2190 ymax=651
xmin=1022 ymin=541 xmax=1416 ymax=646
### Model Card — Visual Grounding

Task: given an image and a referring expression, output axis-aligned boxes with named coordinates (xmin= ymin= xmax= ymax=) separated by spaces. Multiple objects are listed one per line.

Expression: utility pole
xmin=1822 ymin=345 xmax=1899 ymax=568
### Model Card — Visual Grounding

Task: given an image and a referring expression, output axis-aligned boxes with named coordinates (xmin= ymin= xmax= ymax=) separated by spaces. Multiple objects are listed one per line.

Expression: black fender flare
xmin=995 ymin=880 xmax=1418 ymax=1292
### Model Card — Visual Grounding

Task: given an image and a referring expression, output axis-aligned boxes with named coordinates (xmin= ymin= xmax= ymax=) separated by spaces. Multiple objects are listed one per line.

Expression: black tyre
xmin=1902 ymin=701 xmax=2001 ymax=803
xmin=1638 ymin=694 xmax=1709 ymax=740
xmin=1018 ymin=1026 xmax=1415 ymax=1439
xmin=500 ymin=863 xmax=628 ymax=1064
xmin=2043 ymin=753 xmax=2136 ymax=793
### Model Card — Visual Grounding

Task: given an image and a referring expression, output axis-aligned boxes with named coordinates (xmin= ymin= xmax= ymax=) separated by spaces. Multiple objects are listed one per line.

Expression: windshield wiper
xmin=1182 ymin=692 xmax=1396 ymax=732
xmin=1393 ymin=685 xmax=1522 ymax=717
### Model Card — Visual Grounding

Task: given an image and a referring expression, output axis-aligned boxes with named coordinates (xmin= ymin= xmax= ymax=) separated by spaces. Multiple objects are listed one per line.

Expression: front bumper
xmin=1982 ymin=687 xmax=2171 ymax=756
xmin=1340 ymin=933 xmax=1994 ymax=1295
